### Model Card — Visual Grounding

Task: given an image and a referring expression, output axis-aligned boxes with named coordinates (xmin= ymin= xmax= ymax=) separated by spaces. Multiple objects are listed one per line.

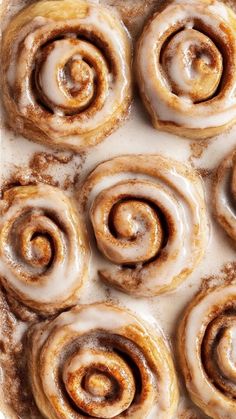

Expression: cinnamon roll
xmin=213 ymin=149 xmax=236 ymax=242
xmin=135 ymin=0 xmax=236 ymax=139
xmin=78 ymin=155 xmax=208 ymax=296
xmin=28 ymin=303 xmax=179 ymax=418
xmin=0 ymin=184 xmax=89 ymax=314
xmin=2 ymin=0 xmax=132 ymax=151
xmin=178 ymin=283 xmax=236 ymax=418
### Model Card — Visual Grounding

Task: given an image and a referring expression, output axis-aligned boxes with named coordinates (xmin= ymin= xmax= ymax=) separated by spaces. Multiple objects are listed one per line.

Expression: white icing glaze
xmin=217 ymin=326 xmax=236 ymax=381
xmin=214 ymin=151 xmax=236 ymax=242
xmin=38 ymin=38 xmax=107 ymax=112
xmin=1 ymin=88 xmax=236 ymax=419
xmin=163 ymin=29 xmax=222 ymax=102
xmin=28 ymin=304 xmax=178 ymax=418
xmin=5 ymin=1 xmax=131 ymax=147
xmin=0 ymin=184 xmax=89 ymax=312
xmin=183 ymin=284 xmax=236 ymax=418
xmin=7 ymin=16 xmax=50 ymax=87
xmin=79 ymin=155 xmax=209 ymax=296
xmin=62 ymin=348 xmax=136 ymax=417
xmin=1 ymin=1 xmax=236 ymax=418
xmin=137 ymin=0 xmax=236 ymax=129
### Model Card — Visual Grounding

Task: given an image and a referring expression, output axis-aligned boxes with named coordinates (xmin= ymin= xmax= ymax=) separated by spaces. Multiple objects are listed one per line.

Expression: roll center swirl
xmin=63 ymin=348 xmax=135 ymax=418
xmin=109 ymin=199 xmax=164 ymax=264
xmin=23 ymin=233 xmax=52 ymax=268
xmin=112 ymin=200 xmax=163 ymax=240
xmin=84 ymin=372 xmax=115 ymax=398
xmin=68 ymin=58 xmax=94 ymax=93
xmin=16 ymin=213 xmax=58 ymax=274
xmin=36 ymin=38 xmax=108 ymax=114
xmin=162 ymin=29 xmax=223 ymax=102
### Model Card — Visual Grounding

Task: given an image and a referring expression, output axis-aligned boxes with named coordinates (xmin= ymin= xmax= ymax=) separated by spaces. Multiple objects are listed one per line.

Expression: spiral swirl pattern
xmin=213 ymin=149 xmax=236 ymax=242
xmin=2 ymin=0 xmax=132 ymax=151
xmin=78 ymin=155 xmax=208 ymax=296
xmin=178 ymin=283 xmax=236 ymax=418
xmin=28 ymin=303 xmax=179 ymax=418
xmin=0 ymin=184 xmax=89 ymax=314
xmin=135 ymin=0 xmax=236 ymax=139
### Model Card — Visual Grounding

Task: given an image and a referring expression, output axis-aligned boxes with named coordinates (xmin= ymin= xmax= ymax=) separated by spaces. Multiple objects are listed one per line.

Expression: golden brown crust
xmin=135 ymin=0 xmax=236 ymax=140
xmin=2 ymin=0 xmax=132 ymax=151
